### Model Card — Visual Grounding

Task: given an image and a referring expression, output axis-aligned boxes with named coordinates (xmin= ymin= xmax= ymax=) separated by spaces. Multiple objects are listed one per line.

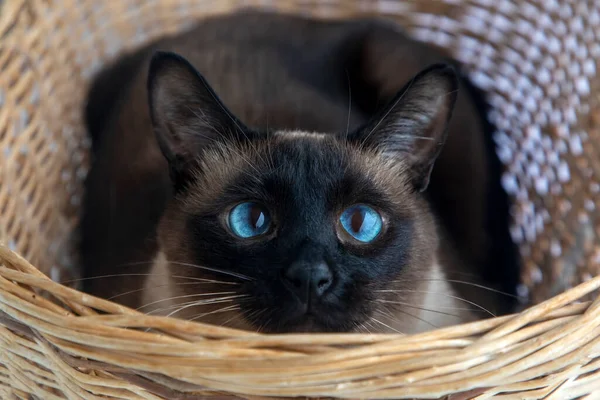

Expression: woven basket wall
xmin=1 ymin=0 xmax=600 ymax=398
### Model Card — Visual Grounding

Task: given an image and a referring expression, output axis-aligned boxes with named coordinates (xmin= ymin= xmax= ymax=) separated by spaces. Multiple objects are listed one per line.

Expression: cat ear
xmin=147 ymin=51 xmax=249 ymax=189
xmin=349 ymin=64 xmax=458 ymax=192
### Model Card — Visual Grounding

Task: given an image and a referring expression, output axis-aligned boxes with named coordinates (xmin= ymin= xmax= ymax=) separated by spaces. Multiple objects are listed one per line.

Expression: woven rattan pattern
xmin=1 ymin=244 xmax=600 ymax=399
xmin=1 ymin=0 xmax=600 ymax=398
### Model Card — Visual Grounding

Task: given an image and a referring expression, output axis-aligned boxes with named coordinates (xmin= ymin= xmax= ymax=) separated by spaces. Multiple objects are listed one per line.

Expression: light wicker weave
xmin=2 ymin=244 xmax=600 ymax=399
xmin=1 ymin=0 xmax=600 ymax=398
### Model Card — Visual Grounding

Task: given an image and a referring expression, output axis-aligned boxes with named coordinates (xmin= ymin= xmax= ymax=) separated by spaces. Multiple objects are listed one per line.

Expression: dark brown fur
xmin=80 ymin=9 xmax=519 ymax=333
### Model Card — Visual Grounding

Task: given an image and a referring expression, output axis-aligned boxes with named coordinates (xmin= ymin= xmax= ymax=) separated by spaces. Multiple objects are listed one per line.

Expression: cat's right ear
xmin=147 ymin=51 xmax=249 ymax=190
xmin=347 ymin=64 xmax=458 ymax=192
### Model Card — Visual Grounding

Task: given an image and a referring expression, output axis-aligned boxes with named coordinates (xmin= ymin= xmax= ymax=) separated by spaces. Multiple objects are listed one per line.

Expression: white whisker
xmin=166 ymin=298 xmax=239 ymax=318
xmin=187 ymin=304 xmax=241 ymax=323
xmin=376 ymin=289 xmax=495 ymax=317
xmin=137 ymin=292 xmax=240 ymax=311
xmin=146 ymin=297 xmax=241 ymax=316
xmin=370 ymin=315 xmax=403 ymax=334
xmin=167 ymin=260 xmax=254 ymax=281
xmin=375 ymin=299 xmax=474 ymax=315
xmin=385 ymin=278 xmax=520 ymax=299
xmin=217 ymin=309 xmax=244 ymax=326
xmin=108 ymin=279 xmax=239 ymax=301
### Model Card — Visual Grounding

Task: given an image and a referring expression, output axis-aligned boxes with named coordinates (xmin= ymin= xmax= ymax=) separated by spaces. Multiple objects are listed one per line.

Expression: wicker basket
xmin=1 ymin=0 xmax=600 ymax=398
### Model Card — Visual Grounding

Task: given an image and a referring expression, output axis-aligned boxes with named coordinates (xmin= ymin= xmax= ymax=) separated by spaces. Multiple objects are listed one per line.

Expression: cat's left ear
xmin=147 ymin=51 xmax=251 ymax=191
xmin=349 ymin=64 xmax=458 ymax=192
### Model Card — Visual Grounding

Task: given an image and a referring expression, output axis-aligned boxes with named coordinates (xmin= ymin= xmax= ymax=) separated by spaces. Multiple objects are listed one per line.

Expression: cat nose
xmin=282 ymin=261 xmax=333 ymax=304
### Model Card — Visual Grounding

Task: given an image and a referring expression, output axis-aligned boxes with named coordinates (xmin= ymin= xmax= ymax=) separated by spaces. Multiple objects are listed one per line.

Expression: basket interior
xmin=1 ymin=0 xmax=600 ymax=398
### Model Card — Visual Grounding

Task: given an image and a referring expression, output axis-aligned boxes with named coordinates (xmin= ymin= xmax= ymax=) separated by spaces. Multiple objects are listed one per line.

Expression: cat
xmin=79 ymin=9 xmax=520 ymax=334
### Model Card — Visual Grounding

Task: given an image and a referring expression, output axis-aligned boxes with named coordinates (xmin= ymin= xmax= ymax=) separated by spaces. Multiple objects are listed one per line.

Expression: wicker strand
xmin=1 ymin=243 xmax=600 ymax=398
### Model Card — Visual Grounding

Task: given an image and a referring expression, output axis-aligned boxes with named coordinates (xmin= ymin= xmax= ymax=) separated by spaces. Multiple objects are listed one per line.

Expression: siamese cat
xmin=80 ymin=9 xmax=520 ymax=333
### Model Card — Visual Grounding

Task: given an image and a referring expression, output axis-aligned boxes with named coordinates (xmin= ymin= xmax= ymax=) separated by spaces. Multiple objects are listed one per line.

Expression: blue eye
xmin=228 ymin=202 xmax=271 ymax=238
xmin=339 ymin=205 xmax=383 ymax=243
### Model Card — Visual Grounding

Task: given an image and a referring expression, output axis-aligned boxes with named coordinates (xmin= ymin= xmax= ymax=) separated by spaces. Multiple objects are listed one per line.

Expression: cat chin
xmin=141 ymin=251 xmax=182 ymax=317
xmin=382 ymin=260 xmax=477 ymax=335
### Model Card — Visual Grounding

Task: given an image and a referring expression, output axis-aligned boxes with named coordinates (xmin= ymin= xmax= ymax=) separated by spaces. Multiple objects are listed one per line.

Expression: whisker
xmin=151 ymin=294 xmax=249 ymax=318
xmin=146 ymin=297 xmax=240 ymax=316
xmin=136 ymin=292 xmax=240 ymax=311
xmin=106 ymin=281 xmax=236 ymax=300
xmin=370 ymin=314 xmax=403 ymax=334
xmin=353 ymin=322 xmax=369 ymax=334
xmin=257 ymin=316 xmax=273 ymax=334
xmin=375 ymin=299 xmax=476 ymax=316
xmin=144 ymin=301 xmax=242 ymax=332
xmin=62 ymin=272 xmax=159 ymax=285
xmin=376 ymin=289 xmax=496 ymax=317
xmin=375 ymin=307 xmax=409 ymax=334
xmin=375 ymin=301 xmax=434 ymax=332
xmin=435 ymin=279 xmax=521 ymax=299
xmin=64 ymin=260 xmax=249 ymax=284
xmin=107 ymin=281 xmax=237 ymax=301
xmin=422 ymin=269 xmax=480 ymax=278
xmin=397 ymin=308 xmax=439 ymax=329
xmin=244 ymin=308 xmax=262 ymax=321
xmin=168 ymin=261 xmax=254 ymax=281
xmin=217 ymin=309 xmax=245 ymax=327
xmin=62 ymin=273 xmax=239 ymax=289
xmin=384 ymin=278 xmax=520 ymax=300
xmin=244 ymin=308 xmax=268 ymax=328
xmin=251 ymin=308 xmax=272 ymax=333
xmin=188 ymin=304 xmax=242 ymax=322
xmin=374 ymin=304 xmax=398 ymax=321
xmin=103 ymin=260 xmax=161 ymax=268
xmin=363 ymin=320 xmax=377 ymax=334
xmin=166 ymin=298 xmax=240 ymax=318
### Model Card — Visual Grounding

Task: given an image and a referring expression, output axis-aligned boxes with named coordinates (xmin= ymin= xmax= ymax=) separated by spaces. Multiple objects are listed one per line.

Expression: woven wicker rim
xmin=2 ymin=244 xmax=600 ymax=399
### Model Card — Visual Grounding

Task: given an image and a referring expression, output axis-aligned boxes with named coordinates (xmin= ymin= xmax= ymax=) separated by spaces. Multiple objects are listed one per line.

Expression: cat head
xmin=147 ymin=51 xmax=458 ymax=333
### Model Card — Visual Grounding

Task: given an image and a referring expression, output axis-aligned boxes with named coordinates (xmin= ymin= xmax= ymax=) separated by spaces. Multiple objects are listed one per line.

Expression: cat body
xmin=80 ymin=10 xmax=520 ymax=333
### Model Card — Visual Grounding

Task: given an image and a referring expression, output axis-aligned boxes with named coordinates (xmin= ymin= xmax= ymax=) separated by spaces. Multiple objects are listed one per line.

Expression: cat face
xmin=147 ymin=52 xmax=458 ymax=333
